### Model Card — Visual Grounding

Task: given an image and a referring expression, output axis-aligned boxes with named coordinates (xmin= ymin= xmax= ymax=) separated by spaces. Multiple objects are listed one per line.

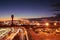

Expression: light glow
xmin=54 ymin=23 xmax=57 ymax=26
xmin=37 ymin=23 xmax=40 ymax=26
xmin=45 ymin=22 xmax=49 ymax=26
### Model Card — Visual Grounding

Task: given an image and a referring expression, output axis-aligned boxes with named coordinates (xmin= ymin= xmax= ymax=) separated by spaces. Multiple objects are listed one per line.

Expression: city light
xmin=45 ymin=22 xmax=49 ymax=26
xmin=54 ymin=23 xmax=57 ymax=26
xmin=0 ymin=0 xmax=60 ymax=40
xmin=37 ymin=23 xmax=40 ymax=26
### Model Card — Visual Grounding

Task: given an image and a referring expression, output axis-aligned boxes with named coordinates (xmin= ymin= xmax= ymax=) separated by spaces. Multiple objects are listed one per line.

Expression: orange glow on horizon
xmin=0 ymin=17 xmax=19 ymax=21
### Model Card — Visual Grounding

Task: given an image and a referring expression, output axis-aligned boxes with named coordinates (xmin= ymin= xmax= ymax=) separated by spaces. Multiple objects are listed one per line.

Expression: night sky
xmin=0 ymin=0 xmax=60 ymax=20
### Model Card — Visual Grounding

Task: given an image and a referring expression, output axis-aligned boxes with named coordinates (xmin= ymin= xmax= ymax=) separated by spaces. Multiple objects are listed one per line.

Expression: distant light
xmin=37 ymin=23 xmax=40 ymax=26
xmin=56 ymin=29 xmax=60 ymax=32
xmin=54 ymin=23 xmax=57 ymax=26
xmin=45 ymin=22 xmax=49 ymax=26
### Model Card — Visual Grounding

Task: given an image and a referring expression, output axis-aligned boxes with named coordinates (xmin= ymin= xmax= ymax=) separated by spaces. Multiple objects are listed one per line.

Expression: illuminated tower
xmin=11 ymin=14 xmax=14 ymax=26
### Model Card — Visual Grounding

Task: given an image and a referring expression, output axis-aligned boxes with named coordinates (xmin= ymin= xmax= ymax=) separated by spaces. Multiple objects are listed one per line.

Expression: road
xmin=0 ymin=27 xmax=30 ymax=40
xmin=0 ymin=28 xmax=12 ymax=40
xmin=27 ymin=28 xmax=40 ymax=40
xmin=0 ymin=26 xmax=60 ymax=40
xmin=0 ymin=27 xmax=25 ymax=40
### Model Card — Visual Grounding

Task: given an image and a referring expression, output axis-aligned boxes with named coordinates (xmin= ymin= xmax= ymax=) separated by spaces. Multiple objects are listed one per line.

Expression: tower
xmin=11 ymin=14 xmax=14 ymax=26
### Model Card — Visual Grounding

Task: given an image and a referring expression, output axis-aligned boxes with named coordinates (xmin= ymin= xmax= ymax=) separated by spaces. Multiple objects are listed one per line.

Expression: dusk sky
xmin=0 ymin=0 xmax=60 ymax=20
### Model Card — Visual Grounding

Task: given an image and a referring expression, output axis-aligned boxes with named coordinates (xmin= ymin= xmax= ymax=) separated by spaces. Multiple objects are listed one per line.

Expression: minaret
xmin=11 ymin=14 xmax=14 ymax=26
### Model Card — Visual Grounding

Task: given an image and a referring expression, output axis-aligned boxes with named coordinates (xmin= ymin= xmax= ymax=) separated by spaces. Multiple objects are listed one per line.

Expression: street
xmin=0 ymin=26 xmax=60 ymax=40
